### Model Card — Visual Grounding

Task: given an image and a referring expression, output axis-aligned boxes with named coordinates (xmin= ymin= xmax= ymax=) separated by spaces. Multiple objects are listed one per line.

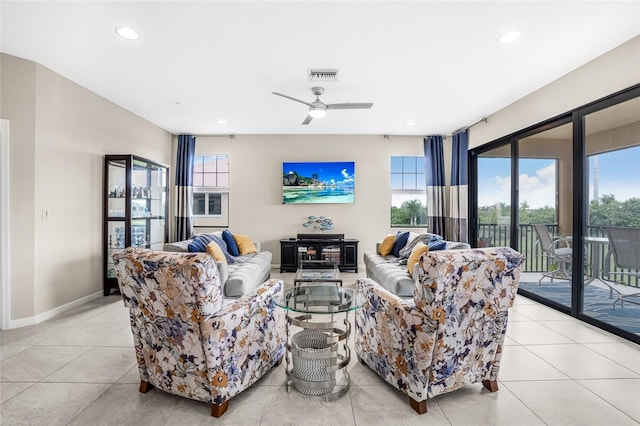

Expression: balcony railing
xmin=477 ymin=223 xmax=639 ymax=288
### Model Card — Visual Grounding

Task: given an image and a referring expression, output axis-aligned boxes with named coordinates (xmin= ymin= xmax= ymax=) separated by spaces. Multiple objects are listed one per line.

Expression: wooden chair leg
xmin=211 ymin=400 xmax=229 ymax=418
xmin=275 ymin=355 xmax=284 ymax=367
xmin=138 ymin=380 xmax=154 ymax=393
xmin=409 ymin=397 xmax=427 ymax=414
xmin=482 ymin=379 xmax=499 ymax=392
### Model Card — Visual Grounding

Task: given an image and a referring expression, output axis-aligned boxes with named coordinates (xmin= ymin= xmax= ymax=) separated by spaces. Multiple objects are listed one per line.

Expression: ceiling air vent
xmin=308 ymin=68 xmax=339 ymax=82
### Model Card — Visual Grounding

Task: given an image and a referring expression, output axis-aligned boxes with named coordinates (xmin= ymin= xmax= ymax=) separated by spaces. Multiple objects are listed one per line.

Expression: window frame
xmin=390 ymin=155 xmax=428 ymax=228
xmin=192 ymin=154 xmax=230 ymax=227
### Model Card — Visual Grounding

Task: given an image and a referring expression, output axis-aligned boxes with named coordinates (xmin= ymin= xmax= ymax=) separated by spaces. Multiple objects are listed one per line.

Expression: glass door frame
xmin=469 ymin=83 xmax=640 ymax=344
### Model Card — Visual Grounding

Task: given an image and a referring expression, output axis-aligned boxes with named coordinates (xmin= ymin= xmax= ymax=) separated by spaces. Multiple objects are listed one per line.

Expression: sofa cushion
xmin=378 ymin=234 xmax=396 ymax=256
xmin=188 ymin=233 xmax=216 ymax=252
xmin=224 ymin=251 xmax=272 ymax=297
xmin=407 ymin=242 xmax=429 ymax=277
xmin=428 ymin=238 xmax=447 ymax=251
xmin=163 ymin=239 xmax=192 ymax=252
xmin=391 ymin=231 xmax=410 ymax=257
xmin=223 ymin=229 xmax=240 ymax=256
xmin=206 ymin=241 xmax=227 ymax=263
xmin=210 ymin=235 xmax=237 ymax=263
xmin=234 ymin=234 xmax=258 ymax=255
xmin=364 ymin=239 xmax=472 ymax=298
xmin=187 ymin=234 xmax=237 ymax=264
xmin=364 ymin=251 xmax=414 ymax=297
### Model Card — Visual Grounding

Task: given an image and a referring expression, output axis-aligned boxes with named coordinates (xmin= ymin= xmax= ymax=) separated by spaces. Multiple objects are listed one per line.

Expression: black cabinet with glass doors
xmin=103 ymin=155 xmax=169 ymax=295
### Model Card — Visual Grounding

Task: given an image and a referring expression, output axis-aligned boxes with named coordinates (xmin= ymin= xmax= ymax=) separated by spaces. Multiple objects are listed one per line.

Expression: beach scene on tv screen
xmin=283 ymin=161 xmax=355 ymax=204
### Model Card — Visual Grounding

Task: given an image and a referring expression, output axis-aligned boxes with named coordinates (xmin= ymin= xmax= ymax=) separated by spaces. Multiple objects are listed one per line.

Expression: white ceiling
xmin=1 ymin=1 xmax=639 ymax=136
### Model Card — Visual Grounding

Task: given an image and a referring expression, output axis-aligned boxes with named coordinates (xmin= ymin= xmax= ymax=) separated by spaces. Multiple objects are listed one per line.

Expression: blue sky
xmin=283 ymin=161 xmax=355 ymax=185
xmin=478 ymin=146 xmax=640 ymax=208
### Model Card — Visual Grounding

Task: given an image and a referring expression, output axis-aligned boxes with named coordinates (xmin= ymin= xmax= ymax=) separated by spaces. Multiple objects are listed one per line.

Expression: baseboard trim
xmin=8 ymin=290 xmax=103 ymax=329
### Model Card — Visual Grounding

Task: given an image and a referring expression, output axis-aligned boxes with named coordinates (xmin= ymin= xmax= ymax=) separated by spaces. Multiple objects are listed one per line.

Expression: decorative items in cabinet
xmin=104 ymin=155 xmax=169 ymax=295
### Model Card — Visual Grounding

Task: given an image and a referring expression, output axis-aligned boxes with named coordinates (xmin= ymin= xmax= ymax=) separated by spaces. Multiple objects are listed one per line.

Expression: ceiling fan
xmin=272 ymin=87 xmax=373 ymax=125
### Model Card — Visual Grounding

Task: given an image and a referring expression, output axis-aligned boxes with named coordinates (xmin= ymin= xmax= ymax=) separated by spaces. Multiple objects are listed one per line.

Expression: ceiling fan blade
xmin=326 ymin=102 xmax=373 ymax=110
xmin=272 ymin=92 xmax=312 ymax=107
xmin=302 ymin=115 xmax=314 ymax=125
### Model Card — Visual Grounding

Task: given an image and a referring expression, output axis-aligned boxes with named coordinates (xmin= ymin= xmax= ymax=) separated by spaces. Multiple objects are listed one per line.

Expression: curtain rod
xmin=175 ymin=134 xmax=235 ymax=139
xmin=453 ymin=116 xmax=487 ymax=134
xmin=383 ymin=134 xmax=448 ymax=140
xmin=382 ymin=116 xmax=487 ymax=140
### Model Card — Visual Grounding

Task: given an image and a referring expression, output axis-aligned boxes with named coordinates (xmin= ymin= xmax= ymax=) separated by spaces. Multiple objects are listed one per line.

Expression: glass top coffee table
xmin=294 ymin=260 xmax=342 ymax=288
xmin=276 ymin=285 xmax=364 ymax=400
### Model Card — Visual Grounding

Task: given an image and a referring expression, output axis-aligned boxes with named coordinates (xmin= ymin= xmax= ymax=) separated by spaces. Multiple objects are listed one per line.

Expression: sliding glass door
xmin=581 ymin=96 xmax=640 ymax=335
xmin=476 ymin=145 xmax=511 ymax=249
xmin=517 ymin=122 xmax=573 ymax=309
xmin=470 ymin=84 xmax=640 ymax=343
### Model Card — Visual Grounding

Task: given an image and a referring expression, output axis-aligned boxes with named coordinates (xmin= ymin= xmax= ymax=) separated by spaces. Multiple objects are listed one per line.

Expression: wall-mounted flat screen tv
xmin=282 ymin=161 xmax=355 ymax=204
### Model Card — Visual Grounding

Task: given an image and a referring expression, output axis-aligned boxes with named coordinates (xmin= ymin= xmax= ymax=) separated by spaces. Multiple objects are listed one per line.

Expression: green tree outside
xmin=391 ymin=199 xmax=428 ymax=227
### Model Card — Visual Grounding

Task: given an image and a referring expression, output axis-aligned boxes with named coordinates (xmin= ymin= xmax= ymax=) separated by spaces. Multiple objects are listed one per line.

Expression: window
xmin=192 ymin=155 xmax=229 ymax=225
xmin=193 ymin=192 xmax=222 ymax=216
xmin=193 ymin=155 xmax=229 ymax=188
xmin=390 ymin=156 xmax=427 ymax=227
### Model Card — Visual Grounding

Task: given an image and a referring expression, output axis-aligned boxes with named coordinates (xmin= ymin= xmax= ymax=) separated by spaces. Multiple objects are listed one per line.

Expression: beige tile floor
xmin=1 ymin=269 xmax=639 ymax=425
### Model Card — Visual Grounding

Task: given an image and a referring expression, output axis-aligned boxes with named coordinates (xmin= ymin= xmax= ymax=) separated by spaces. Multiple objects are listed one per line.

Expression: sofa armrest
xmin=355 ymin=278 xmax=436 ymax=402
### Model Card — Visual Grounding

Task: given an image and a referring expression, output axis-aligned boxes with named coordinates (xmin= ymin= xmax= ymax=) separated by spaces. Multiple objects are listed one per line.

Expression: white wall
xmin=470 ymin=36 xmax=640 ymax=148
xmin=1 ymin=53 xmax=173 ymax=324
xmin=193 ymin=134 xmax=427 ymax=266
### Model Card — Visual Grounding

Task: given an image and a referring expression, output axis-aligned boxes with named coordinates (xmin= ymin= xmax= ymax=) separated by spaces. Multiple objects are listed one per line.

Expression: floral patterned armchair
xmin=355 ymin=247 xmax=524 ymax=414
xmin=113 ymin=247 xmax=285 ymax=417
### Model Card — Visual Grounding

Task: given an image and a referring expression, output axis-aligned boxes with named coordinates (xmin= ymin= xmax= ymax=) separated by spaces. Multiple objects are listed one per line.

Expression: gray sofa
xmin=163 ymin=234 xmax=272 ymax=298
xmin=364 ymin=234 xmax=470 ymax=297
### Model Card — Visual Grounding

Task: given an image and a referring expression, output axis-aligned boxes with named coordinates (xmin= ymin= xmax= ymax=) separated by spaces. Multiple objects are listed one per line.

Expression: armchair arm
xmin=355 ymin=278 xmax=436 ymax=402
xmin=200 ymin=279 xmax=286 ymax=405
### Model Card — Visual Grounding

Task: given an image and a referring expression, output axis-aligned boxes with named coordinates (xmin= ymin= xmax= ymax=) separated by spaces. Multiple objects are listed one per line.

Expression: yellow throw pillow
xmin=233 ymin=234 xmax=258 ymax=255
xmin=407 ymin=242 xmax=429 ymax=277
xmin=206 ymin=241 xmax=227 ymax=264
xmin=378 ymin=234 xmax=396 ymax=256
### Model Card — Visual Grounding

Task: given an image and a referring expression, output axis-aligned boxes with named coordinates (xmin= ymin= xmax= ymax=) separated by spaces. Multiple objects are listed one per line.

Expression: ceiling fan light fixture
xmin=309 ymin=107 xmax=327 ymax=119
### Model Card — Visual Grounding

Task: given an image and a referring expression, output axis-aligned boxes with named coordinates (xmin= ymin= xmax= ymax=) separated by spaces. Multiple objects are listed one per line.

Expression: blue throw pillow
xmin=392 ymin=231 xmax=410 ymax=257
xmin=187 ymin=233 xmax=216 ymax=253
xmin=428 ymin=235 xmax=447 ymax=251
xmin=222 ymin=229 xmax=240 ymax=257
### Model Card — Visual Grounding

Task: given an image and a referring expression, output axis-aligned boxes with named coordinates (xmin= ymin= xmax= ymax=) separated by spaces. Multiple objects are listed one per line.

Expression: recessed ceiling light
xmin=405 ymin=120 xmax=415 ymax=126
xmin=217 ymin=119 xmax=227 ymax=125
xmin=115 ymin=27 xmax=140 ymax=40
xmin=498 ymin=30 xmax=522 ymax=44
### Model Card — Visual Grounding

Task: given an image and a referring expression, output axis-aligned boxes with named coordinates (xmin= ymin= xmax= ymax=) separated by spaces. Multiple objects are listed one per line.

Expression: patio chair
xmin=533 ymin=224 xmax=572 ymax=284
xmin=603 ymin=227 xmax=640 ymax=309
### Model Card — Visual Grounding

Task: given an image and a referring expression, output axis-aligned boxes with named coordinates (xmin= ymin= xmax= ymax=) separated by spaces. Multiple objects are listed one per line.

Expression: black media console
xmin=279 ymin=233 xmax=359 ymax=273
